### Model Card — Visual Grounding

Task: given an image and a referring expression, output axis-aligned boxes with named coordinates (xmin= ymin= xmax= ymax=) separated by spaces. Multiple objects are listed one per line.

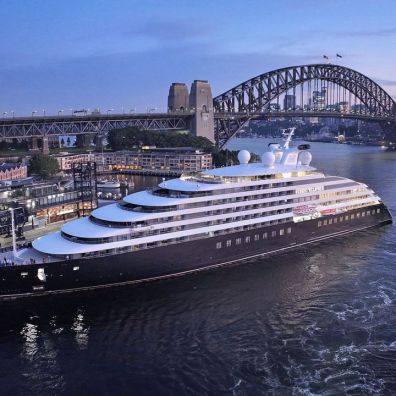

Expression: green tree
xmin=28 ymin=154 xmax=60 ymax=179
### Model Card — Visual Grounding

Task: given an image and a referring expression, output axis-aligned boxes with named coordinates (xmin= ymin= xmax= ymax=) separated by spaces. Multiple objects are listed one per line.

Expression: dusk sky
xmin=1 ymin=0 xmax=396 ymax=116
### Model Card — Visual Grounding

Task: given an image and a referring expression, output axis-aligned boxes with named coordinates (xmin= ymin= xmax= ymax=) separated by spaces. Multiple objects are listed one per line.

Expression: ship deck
xmin=0 ymin=248 xmax=61 ymax=267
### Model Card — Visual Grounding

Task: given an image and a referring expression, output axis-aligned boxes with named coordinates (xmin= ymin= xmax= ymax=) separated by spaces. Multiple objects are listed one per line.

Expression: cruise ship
xmin=0 ymin=131 xmax=392 ymax=300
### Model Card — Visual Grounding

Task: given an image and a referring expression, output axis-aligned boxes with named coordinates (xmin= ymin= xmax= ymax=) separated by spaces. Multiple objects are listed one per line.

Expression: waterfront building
xmin=54 ymin=153 xmax=94 ymax=171
xmin=0 ymin=163 xmax=27 ymax=183
xmin=283 ymin=95 xmax=296 ymax=110
xmin=56 ymin=148 xmax=212 ymax=173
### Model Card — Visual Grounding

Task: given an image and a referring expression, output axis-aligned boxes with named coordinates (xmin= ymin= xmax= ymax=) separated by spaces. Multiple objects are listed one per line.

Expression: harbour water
xmin=0 ymin=139 xmax=395 ymax=395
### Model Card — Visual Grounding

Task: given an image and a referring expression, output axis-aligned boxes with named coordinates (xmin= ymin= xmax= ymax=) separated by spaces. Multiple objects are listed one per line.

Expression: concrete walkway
xmin=0 ymin=221 xmax=65 ymax=249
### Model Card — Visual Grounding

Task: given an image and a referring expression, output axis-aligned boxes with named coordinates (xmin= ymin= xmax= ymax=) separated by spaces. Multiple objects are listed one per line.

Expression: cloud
xmin=127 ymin=19 xmax=213 ymax=42
xmin=374 ymin=78 xmax=396 ymax=87
xmin=345 ymin=28 xmax=396 ymax=37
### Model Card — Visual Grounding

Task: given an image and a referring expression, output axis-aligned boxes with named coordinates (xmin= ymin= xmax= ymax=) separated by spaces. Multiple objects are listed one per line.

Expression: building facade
xmin=56 ymin=148 xmax=212 ymax=173
xmin=0 ymin=163 xmax=27 ymax=182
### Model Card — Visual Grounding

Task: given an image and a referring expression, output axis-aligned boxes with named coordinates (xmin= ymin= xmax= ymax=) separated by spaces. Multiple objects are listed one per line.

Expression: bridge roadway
xmin=1 ymin=109 xmax=394 ymax=139
xmin=0 ymin=112 xmax=192 ymax=139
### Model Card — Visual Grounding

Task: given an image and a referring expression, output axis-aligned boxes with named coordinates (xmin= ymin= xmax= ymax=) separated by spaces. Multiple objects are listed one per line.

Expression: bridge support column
xmin=41 ymin=136 xmax=49 ymax=154
xmin=95 ymin=134 xmax=105 ymax=150
xmin=189 ymin=80 xmax=214 ymax=143
xmin=31 ymin=137 xmax=39 ymax=151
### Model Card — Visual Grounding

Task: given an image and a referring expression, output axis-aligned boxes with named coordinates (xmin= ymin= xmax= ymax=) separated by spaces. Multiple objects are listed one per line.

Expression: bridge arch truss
xmin=213 ymin=64 xmax=396 ymax=148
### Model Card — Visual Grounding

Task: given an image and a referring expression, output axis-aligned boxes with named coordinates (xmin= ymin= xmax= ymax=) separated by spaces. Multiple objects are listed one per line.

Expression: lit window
xmin=372 ymin=210 xmax=375 ymax=215
xmin=287 ymin=227 xmax=292 ymax=234
xmin=340 ymin=216 xmax=343 ymax=222
xmin=226 ymin=240 xmax=232 ymax=247
xmin=254 ymin=234 xmax=259 ymax=241
xmin=236 ymin=238 xmax=241 ymax=245
xmin=216 ymin=242 xmax=222 ymax=249
xmin=271 ymin=231 xmax=276 ymax=237
xmin=263 ymin=232 xmax=268 ymax=239
xmin=279 ymin=229 xmax=284 ymax=236
xmin=245 ymin=236 xmax=251 ymax=243
xmin=323 ymin=220 xmax=328 ymax=225
xmin=329 ymin=219 xmax=333 ymax=225
xmin=345 ymin=215 xmax=349 ymax=220
xmin=334 ymin=218 xmax=337 ymax=223
xmin=362 ymin=212 xmax=365 ymax=217
xmin=357 ymin=213 xmax=360 ymax=218
xmin=377 ymin=209 xmax=380 ymax=214
xmin=351 ymin=214 xmax=355 ymax=219
xmin=318 ymin=221 xmax=322 ymax=227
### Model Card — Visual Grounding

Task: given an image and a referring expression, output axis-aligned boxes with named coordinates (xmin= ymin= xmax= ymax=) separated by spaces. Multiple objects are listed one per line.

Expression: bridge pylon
xmin=168 ymin=83 xmax=189 ymax=112
xmin=189 ymin=80 xmax=214 ymax=143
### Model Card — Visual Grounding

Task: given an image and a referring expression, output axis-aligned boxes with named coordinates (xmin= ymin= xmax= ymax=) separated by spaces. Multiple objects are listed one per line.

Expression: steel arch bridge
xmin=213 ymin=64 xmax=396 ymax=148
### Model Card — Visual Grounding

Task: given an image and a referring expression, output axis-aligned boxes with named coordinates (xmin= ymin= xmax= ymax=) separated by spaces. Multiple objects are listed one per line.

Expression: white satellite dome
xmin=299 ymin=151 xmax=312 ymax=165
xmin=238 ymin=150 xmax=251 ymax=164
xmin=261 ymin=151 xmax=276 ymax=167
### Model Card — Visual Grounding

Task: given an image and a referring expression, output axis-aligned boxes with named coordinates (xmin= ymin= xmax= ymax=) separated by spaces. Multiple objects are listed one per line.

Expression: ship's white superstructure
xmin=28 ymin=131 xmax=382 ymax=262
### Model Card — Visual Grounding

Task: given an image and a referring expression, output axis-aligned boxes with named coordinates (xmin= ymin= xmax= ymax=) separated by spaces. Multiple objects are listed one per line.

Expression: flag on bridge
xmin=336 ymin=53 xmax=342 ymax=58
xmin=323 ymin=55 xmax=329 ymax=60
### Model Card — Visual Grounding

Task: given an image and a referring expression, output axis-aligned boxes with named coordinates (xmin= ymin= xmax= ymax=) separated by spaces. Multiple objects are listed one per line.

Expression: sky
xmin=0 ymin=0 xmax=395 ymax=116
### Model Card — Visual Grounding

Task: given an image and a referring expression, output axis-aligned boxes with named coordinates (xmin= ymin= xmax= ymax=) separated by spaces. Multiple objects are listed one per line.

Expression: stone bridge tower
xmin=168 ymin=83 xmax=189 ymax=112
xmin=189 ymin=80 xmax=214 ymax=143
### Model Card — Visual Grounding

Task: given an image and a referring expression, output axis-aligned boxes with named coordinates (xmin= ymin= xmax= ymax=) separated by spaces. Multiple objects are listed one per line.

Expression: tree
xmin=28 ymin=154 xmax=59 ymax=179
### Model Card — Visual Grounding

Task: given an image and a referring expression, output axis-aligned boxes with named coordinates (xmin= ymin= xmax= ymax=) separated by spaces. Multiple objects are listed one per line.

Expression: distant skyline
xmin=1 ymin=0 xmax=396 ymax=116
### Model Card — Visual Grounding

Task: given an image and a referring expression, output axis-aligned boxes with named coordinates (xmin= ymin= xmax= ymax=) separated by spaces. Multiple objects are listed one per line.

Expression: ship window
xmin=271 ymin=231 xmax=276 ymax=237
xmin=318 ymin=221 xmax=322 ymax=227
xmin=73 ymin=266 xmax=79 ymax=271
xmin=279 ymin=229 xmax=284 ymax=236
xmin=263 ymin=232 xmax=268 ymax=239
xmin=236 ymin=238 xmax=241 ymax=245
xmin=254 ymin=234 xmax=259 ymax=241
xmin=323 ymin=220 xmax=328 ymax=226
xmin=226 ymin=240 xmax=232 ymax=247
xmin=245 ymin=236 xmax=251 ymax=243
xmin=377 ymin=208 xmax=380 ymax=214
xmin=287 ymin=227 xmax=292 ymax=234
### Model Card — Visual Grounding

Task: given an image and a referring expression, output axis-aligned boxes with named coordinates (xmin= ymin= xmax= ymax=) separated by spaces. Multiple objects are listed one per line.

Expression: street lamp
xmin=2 ymin=112 xmax=7 ymax=118
xmin=107 ymin=108 xmax=114 ymax=115
xmin=32 ymin=110 xmax=37 ymax=117
xmin=42 ymin=109 xmax=46 ymax=116
xmin=58 ymin=109 xmax=64 ymax=116
xmin=129 ymin=108 xmax=136 ymax=113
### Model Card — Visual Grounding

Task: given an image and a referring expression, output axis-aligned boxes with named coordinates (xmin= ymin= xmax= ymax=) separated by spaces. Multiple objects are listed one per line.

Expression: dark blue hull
xmin=0 ymin=204 xmax=391 ymax=300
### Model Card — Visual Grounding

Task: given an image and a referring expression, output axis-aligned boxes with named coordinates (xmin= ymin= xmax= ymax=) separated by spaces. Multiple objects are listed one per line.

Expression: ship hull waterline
xmin=0 ymin=204 xmax=391 ymax=301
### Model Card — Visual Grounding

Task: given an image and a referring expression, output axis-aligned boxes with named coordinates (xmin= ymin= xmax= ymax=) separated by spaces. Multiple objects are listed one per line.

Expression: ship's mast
xmin=282 ymin=127 xmax=296 ymax=149
xmin=9 ymin=207 xmax=18 ymax=259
